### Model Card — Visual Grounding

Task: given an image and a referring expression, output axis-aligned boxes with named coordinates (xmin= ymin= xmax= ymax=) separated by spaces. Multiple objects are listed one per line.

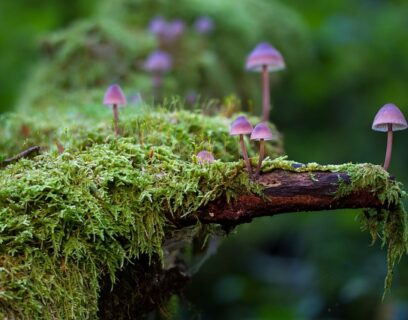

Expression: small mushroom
xmin=372 ymin=103 xmax=407 ymax=171
xmin=250 ymin=122 xmax=274 ymax=179
xmin=230 ymin=116 xmax=254 ymax=178
xmin=194 ymin=16 xmax=214 ymax=35
xmin=197 ymin=150 xmax=215 ymax=165
xmin=103 ymin=84 xmax=127 ymax=136
xmin=164 ymin=19 xmax=185 ymax=41
xmin=148 ymin=16 xmax=167 ymax=36
xmin=144 ymin=50 xmax=172 ymax=100
xmin=246 ymin=42 xmax=285 ymax=122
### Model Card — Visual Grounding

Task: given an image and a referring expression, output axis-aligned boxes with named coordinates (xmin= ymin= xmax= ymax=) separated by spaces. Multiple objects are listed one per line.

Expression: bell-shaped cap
xmin=197 ymin=150 xmax=215 ymax=164
xmin=148 ymin=16 xmax=167 ymax=36
xmin=194 ymin=16 xmax=214 ymax=34
xmin=144 ymin=50 xmax=172 ymax=73
xmin=162 ymin=19 xmax=185 ymax=41
xmin=246 ymin=42 xmax=285 ymax=72
xmin=372 ymin=103 xmax=408 ymax=132
xmin=230 ymin=116 xmax=253 ymax=135
xmin=103 ymin=84 xmax=127 ymax=106
xmin=250 ymin=122 xmax=274 ymax=141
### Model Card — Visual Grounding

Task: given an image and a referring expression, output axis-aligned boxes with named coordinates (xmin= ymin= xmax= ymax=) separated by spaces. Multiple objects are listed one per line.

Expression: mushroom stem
xmin=383 ymin=123 xmax=393 ymax=171
xmin=261 ymin=65 xmax=270 ymax=122
xmin=255 ymin=139 xmax=265 ymax=179
xmin=113 ymin=104 xmax=120 ymax=136
xmin=239 ymin=134 xmax=253 ymax=178
xmin=153 ymin=73 xmax=162 ymax=101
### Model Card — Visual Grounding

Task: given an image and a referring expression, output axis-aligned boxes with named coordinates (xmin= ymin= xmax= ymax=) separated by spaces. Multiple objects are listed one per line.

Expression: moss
xmin=0 ymin=107 xmax=276 ymax=318
xmin=0 ymin=108 xmax=406 ymax=318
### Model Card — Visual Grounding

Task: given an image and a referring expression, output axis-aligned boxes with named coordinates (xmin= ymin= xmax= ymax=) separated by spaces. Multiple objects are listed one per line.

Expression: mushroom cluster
xmin=230 ymin=115 xmax=274 ymax=180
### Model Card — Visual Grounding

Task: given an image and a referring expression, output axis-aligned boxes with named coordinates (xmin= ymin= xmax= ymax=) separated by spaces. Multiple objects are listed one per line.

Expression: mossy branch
xmin=0 ymin=109 xmax=406 ymax=319
xmin=189 ymin=169 xmax=396 ymax=227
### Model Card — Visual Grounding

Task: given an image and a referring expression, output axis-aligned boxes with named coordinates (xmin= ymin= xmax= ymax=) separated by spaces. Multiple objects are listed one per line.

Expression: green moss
xmin=0 ymin=108 xmax=275 ymax=318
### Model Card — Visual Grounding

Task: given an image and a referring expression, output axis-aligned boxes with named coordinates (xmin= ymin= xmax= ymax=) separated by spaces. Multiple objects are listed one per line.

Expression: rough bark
xmin=188 ymin=170 xmax=390 ymax=227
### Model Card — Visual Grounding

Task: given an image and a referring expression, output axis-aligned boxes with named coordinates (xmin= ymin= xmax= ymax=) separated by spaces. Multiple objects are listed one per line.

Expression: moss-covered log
xmin=0 ymin=108 xmax=406 ymax=319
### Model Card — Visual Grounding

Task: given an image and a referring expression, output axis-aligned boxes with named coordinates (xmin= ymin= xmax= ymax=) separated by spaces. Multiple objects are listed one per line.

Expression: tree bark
xmin=187 ymin=170 xmax=393 ymax=227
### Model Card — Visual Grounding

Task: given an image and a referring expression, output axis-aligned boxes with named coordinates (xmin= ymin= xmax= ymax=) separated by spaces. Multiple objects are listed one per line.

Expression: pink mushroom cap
xmin=230 ymin=116 xmax=253 ymax=135
xmin=250 ymin=122 xmax=274 ymax=141
xmin=372 ymin=103 xmax=408 ymax=132
xmin=246 ymin=42 xmax=285 ymax=72
xmin=197 ymin=150 xmax=215 ymax=164
xmin=148 ymin=16 xmax=167 ymax=36
xmin=144 ymin=50 xmax=172 ymax=73
xmin=103 ymin=84 xmax=127 ymax=106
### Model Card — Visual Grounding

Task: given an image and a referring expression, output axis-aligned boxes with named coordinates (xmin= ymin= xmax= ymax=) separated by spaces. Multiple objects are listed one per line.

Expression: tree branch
xmin=0 ymin=146 xmax=41 ymax=168
xmin=189 ymin=170 xmax=394 ymax=226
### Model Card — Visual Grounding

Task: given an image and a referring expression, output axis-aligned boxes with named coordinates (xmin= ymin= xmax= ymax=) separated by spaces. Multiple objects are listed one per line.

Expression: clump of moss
xmin=0 ymin=107 xmax=280 ymax=319
xmin=0 ymin=105 xmax=283 ymax=161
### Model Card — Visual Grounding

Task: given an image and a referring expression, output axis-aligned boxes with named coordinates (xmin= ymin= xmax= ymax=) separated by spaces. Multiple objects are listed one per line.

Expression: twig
xmin=0 ymin=146 xmax=41 ymax=168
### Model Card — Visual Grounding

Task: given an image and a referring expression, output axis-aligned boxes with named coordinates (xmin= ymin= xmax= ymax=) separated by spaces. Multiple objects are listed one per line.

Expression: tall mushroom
xmin=250 ymin=122 xmax=274 ymax=180
xmin=246 ymin=42 xmax=285 ymax=122
xmin=372 ymin=103 xmax=407 ymax=171
xmin=144 ymin=50 xmax=172 ymax=100
xmin=230 ymin=116 xmax=253 ymax=178
xmin=103 ymin=84 xmax=127 ymax=136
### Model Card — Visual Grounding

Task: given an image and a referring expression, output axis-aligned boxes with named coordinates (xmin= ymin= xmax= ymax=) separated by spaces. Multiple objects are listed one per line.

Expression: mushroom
xmin=250 ymin=122 xmax=274 ymax=179
xmin=372 ymin=103 xmax=407 ymax=171
xmin=103 ymin=84 xmax=127 ymax=136
xmin=230 ymin=116 xmax=254 ymax=178
xmin=246 ymin=42 xmax=285 ymax=122
xmin=197 ymin=150 xmax=215 ymax=165
xmin=144 ymin=50 xmax=172 ymax=100
xmin=164 ymin=19 xmax=185 ymax=42
xmin=194 ymin=16 xmax=214 ymax=35
xmin=148 ymin=16 xmax=167 ymax=37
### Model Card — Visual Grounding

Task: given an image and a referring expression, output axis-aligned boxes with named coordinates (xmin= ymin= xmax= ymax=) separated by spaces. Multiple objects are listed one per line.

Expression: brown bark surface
xmin=190 ymin=170 xmax=387 ymax=226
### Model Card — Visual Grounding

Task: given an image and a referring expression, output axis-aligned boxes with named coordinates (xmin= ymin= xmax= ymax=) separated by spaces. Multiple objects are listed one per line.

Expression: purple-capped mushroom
xmin=194 ymin=16 xmax=214 ymax=34
xmin=246 ymin=42 xmax=285 ymax=122
xmin=148 ymin=16 xmax=167 ymax=36
xmin=163 ymin=19 xmax=185 ymax=42
xmin=144 ymin=50 xmax=172 ymax=99
xmin=103 ymin=84 xmax=127 ymax=136
xmin=372 ymin=103 xmax=407 ymax=171
xmin=197 ymin=150 xmax=215 ymax=165
xmin=250 ymin=122 xmax=274 ymax=179
xmin=230 ymin=116 xmax=254 ymax=178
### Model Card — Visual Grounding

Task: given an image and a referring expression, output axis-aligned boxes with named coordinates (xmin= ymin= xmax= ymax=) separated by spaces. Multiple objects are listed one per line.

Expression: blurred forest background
xmin=1 ymin=0 xmax=408 ymax=319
